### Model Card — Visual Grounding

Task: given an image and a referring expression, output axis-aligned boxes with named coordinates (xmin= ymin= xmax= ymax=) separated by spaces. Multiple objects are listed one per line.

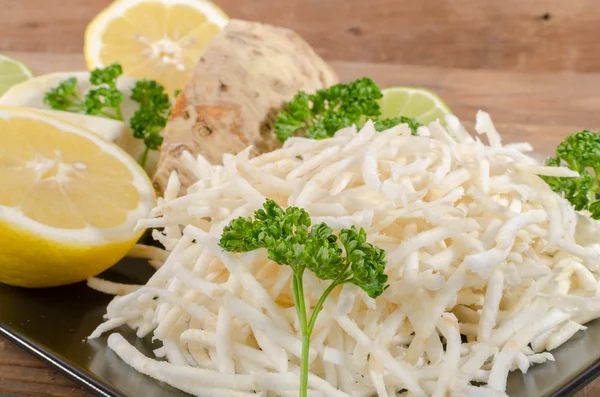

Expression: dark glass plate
xmin=1 ymin=257 xmax=600 ymax=397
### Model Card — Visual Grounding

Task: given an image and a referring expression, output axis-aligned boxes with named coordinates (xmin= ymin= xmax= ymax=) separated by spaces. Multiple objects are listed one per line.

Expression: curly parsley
xmin=43 ymin=63 xmax=174 ymax=167
xmin=220 ymin=199 xmax=388 ymax=397
xmin=274 ymin=77 xmax=421 ymax=142
xmin=542 ymin=130 xmax=600 ymax=219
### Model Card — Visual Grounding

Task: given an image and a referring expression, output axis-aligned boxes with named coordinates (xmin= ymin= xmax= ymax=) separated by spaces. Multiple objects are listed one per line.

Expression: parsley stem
xmin=293 ymin=270 xmax=309 ymax=397
xmin=296 ymin=270 xmax=308 ymax=329
xmin=139 ymin=147 xmax=149 ymax=168
xmin=291 ymin=273 xmax=303 ymax=331
xmin=67 ymin=97 xmax=85 ymax=113
xmin=307 ymin=280 xmax=344 ymax=336
xmin=114 ymin=106 xmax=123 ymax=121
xmin=300 ymin=332 xmax=310 ymax=397
xmin=296 ymin=273 xmax=347 ymax=397
xmin=97 ymin=110 xmax=121 ymax=120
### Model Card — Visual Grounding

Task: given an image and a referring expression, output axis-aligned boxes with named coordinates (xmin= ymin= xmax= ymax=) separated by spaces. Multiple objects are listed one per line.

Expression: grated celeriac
xmin=91 ymin=111 xmax=600 ymax=397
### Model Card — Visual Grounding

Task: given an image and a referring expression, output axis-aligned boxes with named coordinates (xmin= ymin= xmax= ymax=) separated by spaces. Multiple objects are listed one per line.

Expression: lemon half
xmin=84 ymin=0 xmax=229 ymax=94
xmin=0 ymin=72 xmax=160 ymax=175
xmin=0 ymin=106 xmax=155 ymax=287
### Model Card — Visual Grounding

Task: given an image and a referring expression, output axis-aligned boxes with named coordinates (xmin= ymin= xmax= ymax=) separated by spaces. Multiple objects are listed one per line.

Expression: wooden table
xmin=2 ymin=1 xmax=600 ymax=396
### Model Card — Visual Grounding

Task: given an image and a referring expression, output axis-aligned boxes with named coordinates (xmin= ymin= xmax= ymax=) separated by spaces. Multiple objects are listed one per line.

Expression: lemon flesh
xmin=0 ymin=72 xmax=160 ymax=175
xmin=85 ymin=0 xmax=229 ymax=94
xmin=0 ymin=106 xmax=155 ymax=287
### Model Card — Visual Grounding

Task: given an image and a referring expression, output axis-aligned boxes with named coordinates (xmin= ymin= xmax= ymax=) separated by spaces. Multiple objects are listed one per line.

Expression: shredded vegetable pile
xmin=91 ymin=112 xmax=600 ymax=397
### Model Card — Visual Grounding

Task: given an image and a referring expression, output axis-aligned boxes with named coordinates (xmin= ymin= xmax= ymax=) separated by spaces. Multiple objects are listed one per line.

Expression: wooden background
xmin=2 ymin=0 xmax=600 ymax=396
xmin=3 ymin=0 xmax=600 ymax=73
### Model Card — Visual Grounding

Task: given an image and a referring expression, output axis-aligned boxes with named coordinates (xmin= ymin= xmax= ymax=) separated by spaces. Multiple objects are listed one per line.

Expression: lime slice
xmin=0 ymin=54 xmax=33 ymax=97
xmin=380 ymin=86 xmax=451 ymax=125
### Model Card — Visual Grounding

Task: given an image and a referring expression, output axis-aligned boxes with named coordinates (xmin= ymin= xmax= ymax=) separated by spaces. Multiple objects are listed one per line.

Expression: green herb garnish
xmin=130 ymin=80 xmax=171 ymax=167
xmin=542 ymin=130 xmax=600 ymax=219
xmin=219 ymin=199 xmax=388 ymax=397
xmin=274 ymin=77 xmax=420 ymax=142
xmin=44 ymin=64 xmax=124 ymax=120
xmin=43 ymin=63 xmax=173 ymax=167
xmin=43 ymin=77 xmax=83 ymax=113
xmin=374 ymin=116 xmax=421 ymax=133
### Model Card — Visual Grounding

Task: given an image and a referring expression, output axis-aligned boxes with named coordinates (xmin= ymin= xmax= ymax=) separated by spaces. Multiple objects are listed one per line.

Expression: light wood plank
xmin=3 ymin=0 xmax=600 ymax=72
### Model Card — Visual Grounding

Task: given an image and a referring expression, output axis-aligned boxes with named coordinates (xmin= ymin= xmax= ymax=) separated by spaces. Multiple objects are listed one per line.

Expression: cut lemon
xmin=380 ymin=87 xmax=451 ymax=125
xmin=84 ymin=0 xmax=229 ymax=94
xmin=0 ymin=72 xmax=160 ymax=175
xmin=0 ymin=54 xmax=33 ymax=96
xmin=0 ymin=106 xmax=155 ymax=287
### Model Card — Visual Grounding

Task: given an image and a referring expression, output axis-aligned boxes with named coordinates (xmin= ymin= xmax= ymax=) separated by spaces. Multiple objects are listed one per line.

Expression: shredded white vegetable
xmin=91 ymin=113 xmax=600 ymax=397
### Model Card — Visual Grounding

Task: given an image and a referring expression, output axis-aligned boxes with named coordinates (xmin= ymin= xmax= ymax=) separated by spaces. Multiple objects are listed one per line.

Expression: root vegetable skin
xmin=153 ymin=19 xmax=338 ymax=193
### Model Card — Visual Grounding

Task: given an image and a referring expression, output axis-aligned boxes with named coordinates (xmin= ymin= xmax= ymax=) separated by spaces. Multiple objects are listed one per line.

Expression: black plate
xmin=1 ymin=257 xmax=600 ymax=397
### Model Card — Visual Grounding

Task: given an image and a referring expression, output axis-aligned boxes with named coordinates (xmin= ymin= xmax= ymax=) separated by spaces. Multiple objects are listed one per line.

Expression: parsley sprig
xmin=274 ymin=77 xmax=421 ymax=142
xmin=220 ymin=199 xmax=388 ymax=397
xmin=44 ymin=64 xmax=124 ymax=120
xmin=44 ymin=63 xmax=173 ymax=168
xmin=130 ymin=80 xmax=171 ymax=167
xmin=43 ymin=77 xmax=83 ymax=113
xmin=542 ymin=130 xmax=600 ymax=219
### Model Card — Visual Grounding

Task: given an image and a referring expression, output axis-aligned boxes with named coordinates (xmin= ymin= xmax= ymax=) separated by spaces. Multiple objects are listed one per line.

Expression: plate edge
xmin=0 ymin=325 xmax=121 ymax=397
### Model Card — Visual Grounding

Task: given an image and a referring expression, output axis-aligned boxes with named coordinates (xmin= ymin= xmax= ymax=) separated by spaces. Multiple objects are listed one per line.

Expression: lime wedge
xmin=0 ymin=54 xmax=33 ymax=97
xmin=380 ymin=86 xmax=451 ymax=125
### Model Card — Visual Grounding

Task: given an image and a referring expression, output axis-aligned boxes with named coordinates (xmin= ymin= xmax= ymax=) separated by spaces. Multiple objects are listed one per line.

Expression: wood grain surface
xmin=2 ymin=1 xmax=600 ymax=396
xmin=3 ymin=0 xmax=600 ymax=73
